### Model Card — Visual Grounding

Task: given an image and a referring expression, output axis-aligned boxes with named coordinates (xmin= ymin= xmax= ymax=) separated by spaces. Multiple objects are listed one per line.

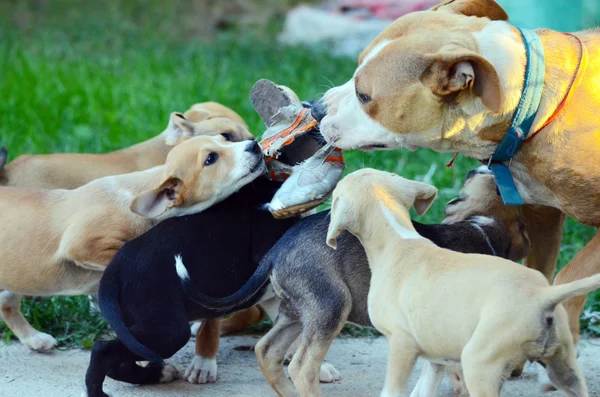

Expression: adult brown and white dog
xmin=327 ymin=168 xmax=600 ymax=397
xmin=0 ymin=135 xmax=264 ymax=352
xmin=314 ymin=0 xmax=600 ymax=341
xmin=0 ymin=102 xmax=252 ymax=189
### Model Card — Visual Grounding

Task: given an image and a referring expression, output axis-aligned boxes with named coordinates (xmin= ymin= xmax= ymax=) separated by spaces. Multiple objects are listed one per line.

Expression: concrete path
xmin=0 ymin=335 xmax=599 ymax=396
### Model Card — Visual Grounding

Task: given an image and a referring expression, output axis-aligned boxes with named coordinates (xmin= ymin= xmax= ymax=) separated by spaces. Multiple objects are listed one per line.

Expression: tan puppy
xmin=326 ymin=168 xmax=600 ymax=397
xmin=317 ymin=0 xmax=600 ymax=340
xmin=0 ymin=102 xmax=251 ymax=189
xmin=0 ymin=135 xmax=264 ymax=351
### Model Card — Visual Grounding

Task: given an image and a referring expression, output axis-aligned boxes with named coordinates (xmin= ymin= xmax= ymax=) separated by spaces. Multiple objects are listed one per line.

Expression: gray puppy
xmin=255 ymin=167 xmax=531 ymax=397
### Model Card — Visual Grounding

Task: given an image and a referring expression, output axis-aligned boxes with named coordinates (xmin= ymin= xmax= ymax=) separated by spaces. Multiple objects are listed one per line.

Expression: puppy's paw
xmin=160 ymin=364 xmax=179 ymax=383
xmin=319 ymin=363 xmax=342 ymax=383
xmin=184 ymin=355 xmax=217 ymax=384
xmin=23 ymin=332 xmax=58 ymax=352
xmin=80 ymin=389 xmax=111 ymax=397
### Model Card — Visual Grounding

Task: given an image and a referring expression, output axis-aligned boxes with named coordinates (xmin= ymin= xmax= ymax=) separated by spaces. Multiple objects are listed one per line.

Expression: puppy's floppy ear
xmin=326 ymin=197 xmax=353 ymax=249
xmin=507 ymin=221 xmax=531 ymax=261
xmin=410 ymin=181 xmax=438 ymax=216
xmin=431 ymin=0 xmax=509 ymax=21
xmin=131 ymin=177 xmax=183 ymax=218
xmin=422 ymin=49 xmax=503 ymax=113
xmin=183 ymin=108 xmax=212 ymax=123
xmin=165 ymin=112 xmax=197 ymax=146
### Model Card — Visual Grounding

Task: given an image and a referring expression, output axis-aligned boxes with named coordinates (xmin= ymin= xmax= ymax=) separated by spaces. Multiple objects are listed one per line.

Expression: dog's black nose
xmin=311 ymin=99 xmax=327 ymax=123
xmin=246 ymin=140 xmax=261 ymax=155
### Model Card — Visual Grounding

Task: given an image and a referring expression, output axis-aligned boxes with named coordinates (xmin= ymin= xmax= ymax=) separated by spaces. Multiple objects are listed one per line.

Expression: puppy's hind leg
xmin=85 ymin=340 xmax=131 ymax=397
xmin=185 ymin=318 xmax=219 ymax=384
xmin=255 ymin=311 xmax=302 ymax=397
xmin=461 ymin=328 xmax=516 ymax=397
xmin=0 ymin=291 xmax=57 ymax=351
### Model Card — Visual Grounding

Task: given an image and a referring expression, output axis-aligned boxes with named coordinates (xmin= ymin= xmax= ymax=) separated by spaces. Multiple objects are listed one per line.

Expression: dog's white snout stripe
xmin=175 ymin=255 xmax=190 ymax=280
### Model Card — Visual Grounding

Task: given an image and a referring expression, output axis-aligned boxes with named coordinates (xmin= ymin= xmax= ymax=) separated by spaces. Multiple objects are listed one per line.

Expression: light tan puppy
xmin=0 ymin=135 xmax=264 ymax=351
xmin=0 ymin=102 xmax=251 ymax=189
xmin=317 ymin=0 xmax=600 ymax=341
xmin=326 ymin=168 xmax=600 ymax=397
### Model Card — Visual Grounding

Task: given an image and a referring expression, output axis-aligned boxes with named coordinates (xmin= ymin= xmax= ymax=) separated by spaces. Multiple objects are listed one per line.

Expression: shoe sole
xmin=251 ymin=79 xmax=293 ymax=125
xmin=270 ymin=194 xmax=331 ymax=219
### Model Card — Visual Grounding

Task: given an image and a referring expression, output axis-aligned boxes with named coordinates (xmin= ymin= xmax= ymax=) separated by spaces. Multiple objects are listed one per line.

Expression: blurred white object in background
xmin=279 ymin=0 xmax=598 ymax=58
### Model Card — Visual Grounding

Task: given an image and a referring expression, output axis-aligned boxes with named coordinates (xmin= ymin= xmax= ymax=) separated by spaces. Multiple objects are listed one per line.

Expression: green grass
xmin=0 ymin=1 xmax=598 ymax=347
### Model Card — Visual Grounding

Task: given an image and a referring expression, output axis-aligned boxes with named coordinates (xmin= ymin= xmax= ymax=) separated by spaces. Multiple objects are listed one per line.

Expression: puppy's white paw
xmin=160 ymin=364 xmax=179 ymax=383
xmin=184 ymin=355 xmax=217 ymax=384
xmin=190 ymin=322 xmax=202 ymax=338
xmin=319 ymin=362 xmax=341 ymax=383
xmin=23 ymin=332 xmax=58 ymax=352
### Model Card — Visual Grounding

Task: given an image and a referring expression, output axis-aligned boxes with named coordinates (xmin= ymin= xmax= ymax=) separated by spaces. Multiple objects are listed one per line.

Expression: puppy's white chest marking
xmin=380 ymin=203 xmax=421 ymax=239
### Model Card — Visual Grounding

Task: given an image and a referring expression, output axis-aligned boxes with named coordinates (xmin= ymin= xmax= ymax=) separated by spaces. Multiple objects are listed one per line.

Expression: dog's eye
xmin=447 ymin=197 xmax=464 ymax=206
xmin=205 ymin=152 xmax=219 ymax=166
xmin=221 ymin=133 xmax=233 ymax=141
xmin=356 ymin=89 xmax=372 ymax=105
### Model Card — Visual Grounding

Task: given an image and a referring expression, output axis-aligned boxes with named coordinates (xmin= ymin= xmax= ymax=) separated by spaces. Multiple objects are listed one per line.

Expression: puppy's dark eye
xmin=447 ymin=197 xmax=463 ymax=206
xmin=221 ymin=133 xmax=233 ymax=141
xmin=356 ymin=89 xmax=372 ymax=105
xmin=205 ymin=152 xmax=218 ymax=166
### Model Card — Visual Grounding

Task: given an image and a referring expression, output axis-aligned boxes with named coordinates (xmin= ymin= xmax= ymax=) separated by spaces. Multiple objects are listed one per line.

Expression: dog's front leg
xmin=381 ymin=334 xmax=419 ymax=397
xmin=184 ymin=318 xmax=219 ymax=384
xmin=521 ymin=205 xmax=565 ymax=281
xmin=0 ymin=291 xmax=57 ymax=351
xmin=554 ymin=230 xmax=600 ymax=344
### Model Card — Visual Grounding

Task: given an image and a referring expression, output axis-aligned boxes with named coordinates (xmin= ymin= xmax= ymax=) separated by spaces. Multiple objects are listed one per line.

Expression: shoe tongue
xmin=277 ymin=135 xmax=322 ymax=165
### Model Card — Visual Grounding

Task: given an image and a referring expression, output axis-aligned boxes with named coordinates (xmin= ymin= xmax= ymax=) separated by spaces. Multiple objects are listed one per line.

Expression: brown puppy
xmin=0 ymin=102 xmax=251 ymax=189
xmin=327 ymin=168 xmax=600 ymax=397
xmin=0 ymin=135 xmax=264 ymax=351
xmin=317 ymin=0 xmax=600 ymax=341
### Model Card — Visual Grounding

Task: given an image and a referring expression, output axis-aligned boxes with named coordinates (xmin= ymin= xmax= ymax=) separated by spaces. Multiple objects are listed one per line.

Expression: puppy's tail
xmin=543 ymin=273 xmax=600 ymax=310
xmin=175 ymin=254 xmax=271 ymax=310
xmin=98 ymin=279 xmax=164 ymax=363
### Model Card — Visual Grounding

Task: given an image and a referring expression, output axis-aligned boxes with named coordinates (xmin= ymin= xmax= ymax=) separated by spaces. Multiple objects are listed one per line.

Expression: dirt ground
xmin=0 ymin=335 xmax=599 ymax=396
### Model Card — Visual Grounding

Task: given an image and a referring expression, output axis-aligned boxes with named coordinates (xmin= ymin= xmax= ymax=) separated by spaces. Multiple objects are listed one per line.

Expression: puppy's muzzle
xmin=246 ymin=140 xmax=262 ymax=155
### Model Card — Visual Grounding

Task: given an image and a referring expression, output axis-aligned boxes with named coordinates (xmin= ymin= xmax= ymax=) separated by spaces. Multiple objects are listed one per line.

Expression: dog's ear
xmin=0 ymin=146 xmax=7 ymax=170
xmin=130 ymin=177 xmax=183 ymax=218
xmin=507 ymin=221 xmax=531 ymax=261
xmin=431 ymin=0 xmax=509 ymax=21
xmin=326 ymin=197 xmax=354 ymax=249
xmin=410 ymin=181 xmax=438 ymax=216
xmin=422 ymin=50 xmax=503 ymax=113
xmin=183 ymin=108 xmax=212 ymax=123
xmin=164 ymin=112 xmax=197 ymax=146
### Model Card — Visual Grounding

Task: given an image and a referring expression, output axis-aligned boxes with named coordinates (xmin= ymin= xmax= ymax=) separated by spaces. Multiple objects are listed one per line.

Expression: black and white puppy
xmin=84 ymin=178 xmax=297 ymax=397
xmin=255 ymin=167 xmax=531 ymax=397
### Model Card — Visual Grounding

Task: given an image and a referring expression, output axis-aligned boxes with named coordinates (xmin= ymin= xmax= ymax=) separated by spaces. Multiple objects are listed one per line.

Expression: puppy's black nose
xmin=246 ymin=140 xmax=261 ymax=155
xmin=311 ymin=99 xmax=327 ymax=123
